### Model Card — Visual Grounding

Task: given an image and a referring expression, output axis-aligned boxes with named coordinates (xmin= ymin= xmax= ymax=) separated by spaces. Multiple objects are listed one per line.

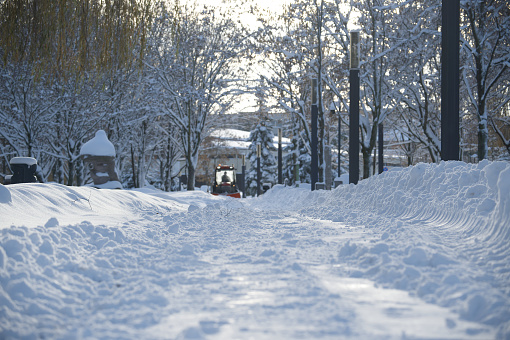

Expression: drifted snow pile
xmin=0 ymin=160 xmax=509 ymax=339
xmin=264 ymin=160 xmax=510 ymax=337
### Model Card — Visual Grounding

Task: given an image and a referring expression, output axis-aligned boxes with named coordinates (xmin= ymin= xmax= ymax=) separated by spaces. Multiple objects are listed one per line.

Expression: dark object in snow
xmin=334 ymin=179 xmax=343 ymax=188
xmin=80 ymin=130 xmax=122 ymax=189
xmin=211 ymin=164 xmax=241 ymax=198
xmin=315 ymin=182 xmax=326 ymax=190
xmin=82 ymin=155 xmax=121 ymax=188
xmin=5 ymin=157 xmax=38 ymax=184
xmin=262 ymin=183 xmax=272 ymax=193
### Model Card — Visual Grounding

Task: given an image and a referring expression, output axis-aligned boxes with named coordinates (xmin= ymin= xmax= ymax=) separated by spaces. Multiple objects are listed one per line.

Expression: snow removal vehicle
xmin=211 ymin=164 xmax=241 ymax=198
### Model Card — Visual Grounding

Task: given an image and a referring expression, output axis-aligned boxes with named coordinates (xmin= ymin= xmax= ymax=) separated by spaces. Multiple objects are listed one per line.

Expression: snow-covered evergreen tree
xmin=283 ymin=117 xmax=311 ymax=185
xmin=245 ymin=121 xmax=277 ymax=196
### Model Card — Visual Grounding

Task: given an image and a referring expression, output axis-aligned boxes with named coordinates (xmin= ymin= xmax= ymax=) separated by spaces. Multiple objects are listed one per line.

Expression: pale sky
xmin=184 ymin=0 xmax=291 ymax=28
xmin=190 ymin=0 xmax=290 ymax=11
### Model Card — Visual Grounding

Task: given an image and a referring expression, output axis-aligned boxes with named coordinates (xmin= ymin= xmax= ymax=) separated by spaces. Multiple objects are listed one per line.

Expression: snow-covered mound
xmin=0 ymin=161 xmax=509 ymax=339
xmin=0 ymin=183 xmax=11 ymax=204
xmin=80 ymin=130 xmax=116 ymax=157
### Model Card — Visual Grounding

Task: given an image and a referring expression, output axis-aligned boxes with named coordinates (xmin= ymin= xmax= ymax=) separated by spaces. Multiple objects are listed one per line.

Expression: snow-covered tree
xmin=0 ymin=0 xmax=154 ymax=185
xmin=245 ymin=121 xmax=277 ymax=196
xmin=394 ymin=0 xmax=442 ymax=163
xmin=354 ymin=0 xmax=405 ymax=178
xmin=0 ymin=65 xmax=53 ymax=157
xmin=460 ymin=0 xmax=510 ymax=160
xmin=147 ymin=1 xmax=254 ymax=190
xmin=283 ymin=117 xmax=311 ymax=185
xmin=258 ymin=1 xmax=351 ymax=179
xmin=259 ymin=1 xmax=323 ymax=184
xmin=489 ymin=84 xmax=510 ymax=159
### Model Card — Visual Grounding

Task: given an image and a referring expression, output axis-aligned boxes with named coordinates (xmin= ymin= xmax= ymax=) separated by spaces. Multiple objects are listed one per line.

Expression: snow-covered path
xmin=1 ymin=161 xmax=509 ymax=339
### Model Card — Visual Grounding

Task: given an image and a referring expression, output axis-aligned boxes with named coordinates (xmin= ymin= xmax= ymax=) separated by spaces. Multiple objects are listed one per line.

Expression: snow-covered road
xmin=1 ymin=161 xmax=509 ymax=339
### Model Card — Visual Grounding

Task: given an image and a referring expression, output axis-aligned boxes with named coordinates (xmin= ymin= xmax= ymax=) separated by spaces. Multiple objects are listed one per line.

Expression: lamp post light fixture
xmin=349 ymin=30 xmax=360 ymax=185
xmin=350 ymin=31 xmax=360 ymax=69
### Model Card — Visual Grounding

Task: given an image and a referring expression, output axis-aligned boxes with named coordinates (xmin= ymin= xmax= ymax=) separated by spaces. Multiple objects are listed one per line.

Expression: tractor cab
xmin=211 ymin=164 xmax=241 ymax=198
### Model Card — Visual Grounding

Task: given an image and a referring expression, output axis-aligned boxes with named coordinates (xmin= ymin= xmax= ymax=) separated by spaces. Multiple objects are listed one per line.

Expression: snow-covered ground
xmin=1 ymin=160 xmax=509 ymax=339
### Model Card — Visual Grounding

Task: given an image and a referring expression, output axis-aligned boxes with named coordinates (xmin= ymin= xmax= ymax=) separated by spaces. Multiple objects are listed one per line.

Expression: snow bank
xmin=0 ymin=183 xmax=188 ymax=229
xmin=260 ymin=160 xmax=510 ymax=337
xmin=487 ymin=165 xmax=510 ymax=242
xmin=257 ymin=161 xmax=509 ymax=243
xmin=0 ymin=184 xmax=11 ymax=204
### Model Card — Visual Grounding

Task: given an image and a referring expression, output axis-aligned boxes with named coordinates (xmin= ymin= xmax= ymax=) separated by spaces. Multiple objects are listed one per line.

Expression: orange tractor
xmin=211 ymin=164 xmax=241 ymax=198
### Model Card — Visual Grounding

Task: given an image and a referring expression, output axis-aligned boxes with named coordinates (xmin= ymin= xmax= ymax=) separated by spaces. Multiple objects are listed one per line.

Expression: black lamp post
xmin=257 ymin=143 xmax=261 ymax=196
xmin=378 ymin=123 xmax=384 ymax=174
xmin=349 ymin=31 xmax=360 ymax=185
xmin=242 ymin=154 xmax=246 ymax=198
xmin=311 ymin=78 xmax=319 ymax=191
xmin=441 ymin=0 xmax=460 ymax=161
xmin=278 ymin=128 xmax=282 ymax=185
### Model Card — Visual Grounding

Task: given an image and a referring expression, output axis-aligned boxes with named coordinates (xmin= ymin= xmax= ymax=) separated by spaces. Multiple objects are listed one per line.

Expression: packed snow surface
xmin=1 ymin=161 xmax=509 ymax=339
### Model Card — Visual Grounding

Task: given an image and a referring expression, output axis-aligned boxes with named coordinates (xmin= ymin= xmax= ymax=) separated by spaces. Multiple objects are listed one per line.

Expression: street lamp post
xmin=242 ymin=154 xmax=246 ymax=198
xmin=441 ymin=0 xmax=460 ymax=161
xmin=311 ymin=78 xmax=319 ymax=191
xmin=278 ymin=128 xmax=282 ymax=185
xmin=257 ymin=143 xmax=262 ymax=196
xmin=349 ymin=31 xmax=360 ymax=185
xmin=378 ymin=123 xmax=384 ymax=174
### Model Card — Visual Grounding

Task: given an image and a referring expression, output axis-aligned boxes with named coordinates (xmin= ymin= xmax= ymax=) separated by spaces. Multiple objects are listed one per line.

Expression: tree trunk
xmin=372 ymin=147 xmax=376 ymax=175
xmin=55 ymin=158 xmax=64 ymax=184
xmin=362 ymin=148 xmax=371 ymax=179
xmin=130 ymin=144 xmax=138 ymax=188
xmin=75 ymin=158 xmax=84 ymax=186
xmin=187 ymin=162 xmax=195 ymax=191
xmin=67 ymin=159 xmax=75 ymax=186
xmin=164 ymin=134 xmax=176 ymax=192
xmin=478 ymin=115 xmax=488 ymax=160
